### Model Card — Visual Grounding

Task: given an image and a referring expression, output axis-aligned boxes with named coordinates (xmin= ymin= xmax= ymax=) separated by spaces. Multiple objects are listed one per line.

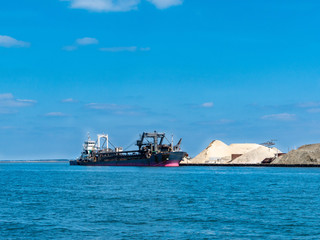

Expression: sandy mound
xmin=191 ymin=140 xmax=230 ymax=163
xmin=272 ymin=143 xmax=320 ymax=165
xmin=229 ymin=144 xmax=260 ymax=155
xmin=189 ymin=140 xmax=278 ymax=164
xmin=230 ymin=146 xmax=280 ymax=164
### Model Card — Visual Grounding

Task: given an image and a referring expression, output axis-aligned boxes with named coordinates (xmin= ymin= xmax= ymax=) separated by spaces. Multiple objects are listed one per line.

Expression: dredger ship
xmin=70 ymin=131 xmax=187 ymax=167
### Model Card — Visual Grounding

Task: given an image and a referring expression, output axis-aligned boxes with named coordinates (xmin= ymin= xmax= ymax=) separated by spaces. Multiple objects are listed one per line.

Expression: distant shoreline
xmin=181 ymin=163 xmax=320 ymax=167
xmin=0 ymin=159 xmax=70 ymax=163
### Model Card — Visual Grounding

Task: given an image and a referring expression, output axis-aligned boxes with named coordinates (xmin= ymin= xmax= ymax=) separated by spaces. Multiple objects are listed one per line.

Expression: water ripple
xmin=1 ymin=163 xmax=320 ymax=239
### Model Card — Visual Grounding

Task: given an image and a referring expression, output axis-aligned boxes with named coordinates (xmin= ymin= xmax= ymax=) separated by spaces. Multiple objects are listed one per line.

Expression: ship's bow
xmin=164 ymin=151 xmax=187 ymax=167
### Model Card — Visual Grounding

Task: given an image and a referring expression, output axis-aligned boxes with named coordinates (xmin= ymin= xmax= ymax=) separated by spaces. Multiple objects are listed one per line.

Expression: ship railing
xmin=99 ymin=150 xmax=143 ymax=157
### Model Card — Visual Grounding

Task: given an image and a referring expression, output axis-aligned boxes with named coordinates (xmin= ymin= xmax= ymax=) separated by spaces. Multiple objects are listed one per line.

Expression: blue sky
xmin=1 ymin=0 xmax=320 ymax=159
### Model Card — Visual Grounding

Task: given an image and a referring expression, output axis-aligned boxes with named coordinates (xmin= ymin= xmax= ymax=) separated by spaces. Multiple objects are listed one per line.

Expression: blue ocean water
xmin=1 ymin=163 xmax=320 ymax=239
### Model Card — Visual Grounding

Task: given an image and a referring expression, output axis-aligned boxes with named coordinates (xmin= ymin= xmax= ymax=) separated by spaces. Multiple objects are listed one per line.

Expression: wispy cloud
xmin=139 ymin=47 xmax=151 ymax=51
xmin=201 ymin=102 xmax=214 ymax=108
xmin=62 ymin=45 xmax=78 ymax=51
xmin=86 ymin=103 xmax=130 ymax=110
xmin=16 ymin=99 xmax=37 ymax=104
xmin=0 ymin=93 xmax=36 ymax=107
xmin=307 ymin=108 xmax=320 ymax=113
xmin=62 ymin=0 xmax=182 ymax=12
xmin=62 ymin=98 xmax=78 ymax=103
xmin=0 ymin=93 xmax=12 ymax=100
xmin=100 ymin=46 xmax=137 ymax=52
xmin=0 ymin=93 xmax=36 ymax=114
xmin=63 ymin=0 xmax=140 ymax=12
xmin=45 ymin=112 xmax=67 ymax=117
xmin=194 ymin=119 xmax=235 ymax=126
xmin=100 ymin=46 xmax=150 ymax=52
xmin=297 ymin=102 xmax=320 ymax=108
xmin=86 ymin=103 xmax=143 ymax=115
xmin=261 ymin=113 xmax=296 ymax=121
xmin=76 ymin=37 xmax=99 ymax=45
xmin=147 ymin=0 xmax=183 ymax=9
xmin=188 ymin=102 xmax=214 ymax=109
xmin=248 ymin=101 xmax=320 ymax=116
xmin=0 ymin=35 xmax=30 ymax=48
xmin=63 ymin=37 xmax=98 ymax=51
xmin=0 ymin=126 xmax=15 ymax=130
xmin=295 ymin=102 xmax=320 ymax=114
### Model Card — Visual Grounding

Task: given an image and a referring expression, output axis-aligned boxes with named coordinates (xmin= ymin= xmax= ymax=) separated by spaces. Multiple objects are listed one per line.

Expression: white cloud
xmin=63 ymin=0 xmax=182 ymax=12
xmin=63 ymin=37 xmax=98 ymax=51
xmin=0 ymin=126 xmax=15 ymax=130
xmin=45 ymin=112 xmax=67 ymax=117
xmin=0 ymin=93 xmax=13 ymax=100
xmin=147 ymin=0 xmax=183 ymax=9
xmin=65 ymin=0 xmax=140 ymax=12
xmin=195 ymin=119 xmax=235 ymax=126
xmin=86 ymin=103 xmax=130 ymax=110
xmin=261 ymin=113 xmax=296 ymax=121
xmin=140 ymin=47 xmax=151 ymax=51
xmin=307 ymin=108 xmax=320 ymax=113
xmin=218 ymin=119 xmax=234 ymax=124
xmin=76 ymin=37 xmax=99 ymax=45
xmin=62 ymin=98 xmax=78 ymax=103
xmin=0 ymin=93 xmax=36 ymax=107
xmin=0 ymin=93 xmax=36 ymax=114
xmin=297 ymin=102 xmax=320 ymax=108
xmin=86 ymin=103 xmax=142 ymax=115
xmin=16 ymin=99 xmax=37 ymax=104
xmin=62 ymin=45 xmax=78 ymax=51
xmin=0 ymin=35 xmax=30 ymax=48
xmin=100 ymin=46 xmax=137 ymax=52
xmin=201 ymin=102 xmax=214 ymax=108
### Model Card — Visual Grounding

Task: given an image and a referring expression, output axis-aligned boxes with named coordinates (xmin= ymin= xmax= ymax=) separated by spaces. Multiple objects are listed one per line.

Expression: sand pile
xmin=230 ymin=146 xmax=280 ymax=164
xmin=272 ymin=143 xmax=320 ymax=165
xmin=190 ymin=140 xmax=273 ymax=164
xmin=190 ymin=140 xmax=230 ymax=163
xmin=229 ymin=144 xmax=260 ymax=154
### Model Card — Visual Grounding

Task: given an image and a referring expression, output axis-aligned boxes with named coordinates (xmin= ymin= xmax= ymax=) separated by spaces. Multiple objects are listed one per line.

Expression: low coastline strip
xmin=180 ymin=163 xmax=320 ymax=167
xmin=0 ymin=159 xmax=69 ymax=163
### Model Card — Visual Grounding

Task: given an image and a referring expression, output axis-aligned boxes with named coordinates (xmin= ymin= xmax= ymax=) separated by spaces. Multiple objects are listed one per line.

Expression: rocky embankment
xmin=272 ymin=143 xmax=320 ymax=165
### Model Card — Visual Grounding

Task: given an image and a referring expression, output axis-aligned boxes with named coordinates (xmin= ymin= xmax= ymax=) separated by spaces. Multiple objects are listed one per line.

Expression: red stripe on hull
xmin=72 ymin=160 xmax=181 ymax=167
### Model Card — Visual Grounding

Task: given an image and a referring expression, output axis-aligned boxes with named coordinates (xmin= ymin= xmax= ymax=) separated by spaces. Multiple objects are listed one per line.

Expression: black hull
xmin=70 ymin=152 xmax=186 ymax=167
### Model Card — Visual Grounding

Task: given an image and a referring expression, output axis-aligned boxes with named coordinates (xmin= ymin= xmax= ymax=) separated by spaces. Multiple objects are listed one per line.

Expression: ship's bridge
xmin=83 ymin=140 xmax=96 ymax=152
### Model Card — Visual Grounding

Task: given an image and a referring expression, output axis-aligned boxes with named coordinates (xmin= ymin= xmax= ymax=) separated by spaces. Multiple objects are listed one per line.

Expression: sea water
xmin=1 ymin=163 xmax=320 ymax=239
